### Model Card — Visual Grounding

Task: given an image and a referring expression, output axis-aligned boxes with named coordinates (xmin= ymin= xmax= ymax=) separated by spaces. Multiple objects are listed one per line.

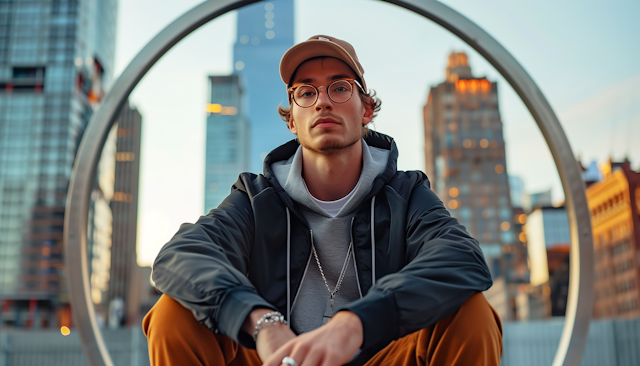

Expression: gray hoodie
xmin=271 ymin=139 xmax=390 ymax=334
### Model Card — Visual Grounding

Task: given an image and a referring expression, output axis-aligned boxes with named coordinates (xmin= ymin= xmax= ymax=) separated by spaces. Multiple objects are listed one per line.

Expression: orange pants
xmin=143 ymin=293 xmax=502 ymax=366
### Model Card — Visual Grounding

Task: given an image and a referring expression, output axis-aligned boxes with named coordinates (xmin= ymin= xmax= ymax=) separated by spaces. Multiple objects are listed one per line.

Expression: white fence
xmin=0 ymin=317 xmax=638 ymax=366
xmin=502 ymin=317 xmax=640 ymax=366
xmin=0 ymin=328 xmax=148 ymax=366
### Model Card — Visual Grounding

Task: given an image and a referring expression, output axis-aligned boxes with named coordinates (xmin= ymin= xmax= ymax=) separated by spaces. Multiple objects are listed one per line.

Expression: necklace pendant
xmin=323 ymin=297 xmax=334 ymax=324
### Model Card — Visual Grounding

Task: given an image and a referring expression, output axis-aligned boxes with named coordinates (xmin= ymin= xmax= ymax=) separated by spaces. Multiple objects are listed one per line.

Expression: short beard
xmin=299 ymin=135 xmax=360 ymax=156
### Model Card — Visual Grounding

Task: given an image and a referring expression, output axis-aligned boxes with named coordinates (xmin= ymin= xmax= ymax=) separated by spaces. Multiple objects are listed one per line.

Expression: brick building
xmin=588 ymin=159 xmax=640 ymax=318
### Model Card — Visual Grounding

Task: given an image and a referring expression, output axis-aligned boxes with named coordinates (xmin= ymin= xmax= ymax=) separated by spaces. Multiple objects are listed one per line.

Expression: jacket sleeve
xmin=340 ymin=181 xmax=493 ymax=350
xmin=151 ymin=188 xmax=276 ymax=348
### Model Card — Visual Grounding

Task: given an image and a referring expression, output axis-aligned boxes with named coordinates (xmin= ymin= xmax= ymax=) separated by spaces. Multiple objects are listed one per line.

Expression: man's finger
xmin=295 ymin=345 xmax=322 ymax=366
xmin=263 ymin=341 xmax=297 ymax=366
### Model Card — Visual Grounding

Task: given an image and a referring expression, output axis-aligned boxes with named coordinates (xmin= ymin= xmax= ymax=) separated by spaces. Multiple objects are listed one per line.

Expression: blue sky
xmin=113 ymin=0 xmax=640 ymax=266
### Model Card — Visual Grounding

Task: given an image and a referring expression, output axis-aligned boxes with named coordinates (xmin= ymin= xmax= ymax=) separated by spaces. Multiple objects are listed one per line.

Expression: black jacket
xmin=152 ymin=132 xmax=492 ymax=360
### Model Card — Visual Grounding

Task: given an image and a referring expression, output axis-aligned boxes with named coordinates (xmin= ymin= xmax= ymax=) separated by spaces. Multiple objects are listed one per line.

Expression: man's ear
xmin=288 ymin=117 xmax=298 ymax=135
xmin=362 ymin=102 xmax=374 ymax=126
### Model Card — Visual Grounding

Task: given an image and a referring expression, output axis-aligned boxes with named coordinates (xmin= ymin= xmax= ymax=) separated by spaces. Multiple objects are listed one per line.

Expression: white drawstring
xmin=286 ymin=208 xmax=291 ymax=327
xmin=371 ymin=197 xmax=376 ymax=286
xmin=350 ymin=217 xmax=363 ymax=298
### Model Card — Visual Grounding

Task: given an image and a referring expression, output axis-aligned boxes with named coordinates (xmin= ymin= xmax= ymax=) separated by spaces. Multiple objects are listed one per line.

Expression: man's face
xmin=289 ymin=57 xmax=373 ymax=155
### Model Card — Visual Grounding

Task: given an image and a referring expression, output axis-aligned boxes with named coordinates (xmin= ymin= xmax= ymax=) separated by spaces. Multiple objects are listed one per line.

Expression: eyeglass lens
xmin=293 ymin=80 xmax=353 ymax=107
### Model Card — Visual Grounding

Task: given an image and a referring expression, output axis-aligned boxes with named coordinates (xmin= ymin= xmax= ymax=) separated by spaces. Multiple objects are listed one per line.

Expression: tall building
xmin=422 ymin=52 xmax=515 ymax=275
xmin=106 ymin=102 xmax=142 ymax=327
xmin=205 ymin=75 xmax=249 ymax=211
xmin=509 ymin=175 xmax=525 ymax=209
xmin=87 ymin=126 xmax=116 ymax=324
xmin=233 ymin=0 xmax=294 ymax=173
xmin=0 ymin=0 xmax=118 ymax=328
xmin=588 ymin=158 xmax=640 ymax=318
xmin=526 ymin=188 xmax=553 ymax=211
xmin=525 ymin=206 xmax=571 ymax=316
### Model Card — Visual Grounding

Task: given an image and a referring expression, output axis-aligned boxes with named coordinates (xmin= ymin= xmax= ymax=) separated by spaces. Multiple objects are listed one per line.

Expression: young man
xmin=144 ymin=35 xmax=502 ymax=366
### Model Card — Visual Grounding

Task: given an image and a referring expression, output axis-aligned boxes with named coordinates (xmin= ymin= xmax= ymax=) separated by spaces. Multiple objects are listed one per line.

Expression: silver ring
xmin=282 ymin=356 xmax=298 ymax=366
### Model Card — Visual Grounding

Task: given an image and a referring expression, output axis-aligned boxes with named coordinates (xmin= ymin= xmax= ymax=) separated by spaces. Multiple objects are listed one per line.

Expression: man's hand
xmin=256 ymin=323 xmax=297 ymax=362
xmin=262 ymin=311 xmax=363 ymax=366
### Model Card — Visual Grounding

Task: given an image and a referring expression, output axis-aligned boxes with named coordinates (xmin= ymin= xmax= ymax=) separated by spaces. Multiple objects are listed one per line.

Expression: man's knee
xmin=460 ymin=293 xmax=502 ymax=329
xmin=451 ymin=292 xmax=503 ymax=349
xmin=143 ymin=294 xmax=195 ymax=341
xmin=420 ymin=293 xmax=502 ymax=365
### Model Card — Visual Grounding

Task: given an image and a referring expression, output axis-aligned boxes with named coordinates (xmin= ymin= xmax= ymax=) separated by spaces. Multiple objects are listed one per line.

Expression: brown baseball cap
xmin=279 ymin=35 xmax=367 ymax=92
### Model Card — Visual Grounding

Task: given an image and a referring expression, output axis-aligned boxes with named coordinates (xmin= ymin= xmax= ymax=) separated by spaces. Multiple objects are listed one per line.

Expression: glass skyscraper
xmin=204 ymin=75 xmax=249 ymax=212
xmin=107 ymin=102 xmax=142 ymax=327
xmin=204 ymin=0 xmax=294 ymax=211
xmin=233 ymin=0 xmax=294 ymax=173
xmin=0 ymin=0 xmax=118 ymax=328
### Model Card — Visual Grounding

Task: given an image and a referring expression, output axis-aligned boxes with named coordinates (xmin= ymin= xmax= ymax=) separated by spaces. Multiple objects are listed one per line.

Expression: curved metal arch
xmin=63 ymin=1 xmax=594 ymax=365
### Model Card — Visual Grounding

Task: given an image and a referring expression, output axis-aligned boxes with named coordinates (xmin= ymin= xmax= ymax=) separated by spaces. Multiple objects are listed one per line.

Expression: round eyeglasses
xmin=288 ymin=79 xmax=364 ymax=108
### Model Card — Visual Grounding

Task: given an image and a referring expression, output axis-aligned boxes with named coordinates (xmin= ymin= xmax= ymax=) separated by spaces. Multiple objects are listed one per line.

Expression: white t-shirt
xmin=303 ymin=179 xmax=360 ymax=217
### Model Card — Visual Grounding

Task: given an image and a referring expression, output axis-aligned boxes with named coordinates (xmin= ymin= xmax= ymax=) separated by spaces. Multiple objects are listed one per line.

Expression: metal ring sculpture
xmin=63 ymin=0 xmax=594 ymax=365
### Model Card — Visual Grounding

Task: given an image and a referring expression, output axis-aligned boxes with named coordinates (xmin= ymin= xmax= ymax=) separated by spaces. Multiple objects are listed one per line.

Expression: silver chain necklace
xmin=312 ymin=240 xmax=354 ymax=324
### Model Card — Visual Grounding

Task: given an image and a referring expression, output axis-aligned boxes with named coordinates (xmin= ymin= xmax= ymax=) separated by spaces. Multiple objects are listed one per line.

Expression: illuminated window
xmin=448 ymin=199 xmax=459 ymax=209
xmin=206 ymin=103 xmax=222 ymax=113
xmin=479 ymin=138 xmax=489 ymax=148
xmin=480 ymin=79 xmax=491 ymax=92
xmin=495 ymin=164 xmax=504 ymax=174
xmin=501 ymin=221 xmax=510 ymax=231
xmin=206 ymin=104 xmax=237 ymax=115
xmin=116 ymin=152 xmax=135 ymax=161
xmin=518 ymin=214 xmax=526 ymax=224
xmin=456 ymin=79 xmax=467 ymax=92
xmin=113 ymin=192 xmax=133 ymax=203
xmin=117 ymin=128 xmax=130 ymax=137
xmin=449 ymin=187 xmax=459 ymax=197
xmin=469 ymin=79 xmax=479 ymax=93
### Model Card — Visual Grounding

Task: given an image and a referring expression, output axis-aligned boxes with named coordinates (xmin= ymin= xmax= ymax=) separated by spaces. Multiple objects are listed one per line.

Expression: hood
xmin=269 ymin=137 xmax=390 ymax=217
xmin=231 ymin=131 xmax=405 ymax=221
xmin=263 ymin=131 xmax=399 ymax=193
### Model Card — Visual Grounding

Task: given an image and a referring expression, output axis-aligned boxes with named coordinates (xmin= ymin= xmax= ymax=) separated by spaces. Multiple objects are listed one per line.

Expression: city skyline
xmin=112 ymin=0 xmax=640 ymax=266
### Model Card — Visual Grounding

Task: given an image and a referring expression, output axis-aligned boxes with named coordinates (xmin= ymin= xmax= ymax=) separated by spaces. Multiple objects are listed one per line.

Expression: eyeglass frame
xmin=287 ymin=78 xmax=365 ymax=108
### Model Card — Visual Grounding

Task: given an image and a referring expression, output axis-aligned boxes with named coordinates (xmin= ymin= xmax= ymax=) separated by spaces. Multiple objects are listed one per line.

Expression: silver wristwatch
xmin=252 ymin=311 xmax=287 ymax=342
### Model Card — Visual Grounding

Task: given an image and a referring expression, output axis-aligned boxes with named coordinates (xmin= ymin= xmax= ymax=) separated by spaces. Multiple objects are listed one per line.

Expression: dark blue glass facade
xmin=0 ymin=0 xmax=117 ymax=328
xmin=204 ymin=75 xmax=249 ymax=212
xmin=233 ymin=0 xmax=294 ymax=173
